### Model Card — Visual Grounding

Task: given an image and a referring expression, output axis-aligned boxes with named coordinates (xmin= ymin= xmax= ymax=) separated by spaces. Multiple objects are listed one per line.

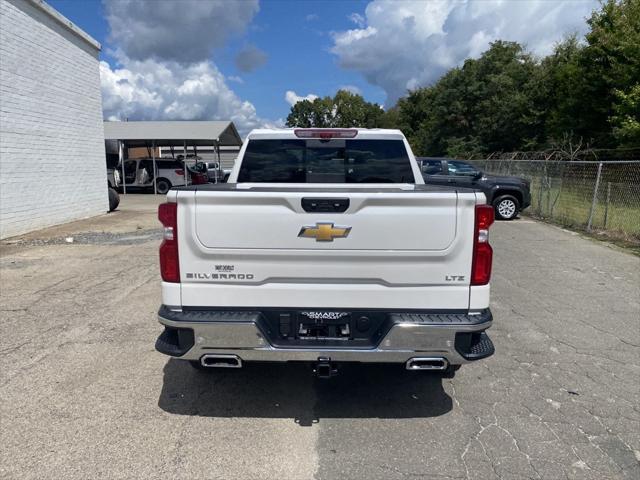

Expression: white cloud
xmin=105 ymin=0 xmax=259 ymax=63
xmin=227 ymin=75 xmax=244 ymax=84
xmin=100 ymin=59 xmax=270 ymax=136
xmin=348 ymin=12 xmax=366 ymax=28
xmin=306 ymin=13 xmax=319 ymax=21
xmin=332 ymin=0 xmax=599 ymax=104
xmin=100 ymin=0 xmax=274 ymax=136
xmin=285 ymin=90 xmax=319 ymax=106
xmin=235 ymin=44 xmax=268 ymax=73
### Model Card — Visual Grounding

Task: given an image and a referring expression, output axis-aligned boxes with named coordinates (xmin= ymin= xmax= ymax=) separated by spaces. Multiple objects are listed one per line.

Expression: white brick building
xmin=0 ymin=0 xmax=107 ymax=239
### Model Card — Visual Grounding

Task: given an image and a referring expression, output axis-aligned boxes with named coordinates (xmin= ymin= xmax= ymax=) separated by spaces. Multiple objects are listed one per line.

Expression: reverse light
xmin=471 ymin=205 xmax=494 ymax=286
xmin=158 ymin=203 xmax=179 ymax=283
xmin=294 ymin=128 xmax=358 ymax=139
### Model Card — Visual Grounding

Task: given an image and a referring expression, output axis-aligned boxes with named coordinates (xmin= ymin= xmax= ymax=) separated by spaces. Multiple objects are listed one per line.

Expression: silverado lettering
xmin=186 ymin=273 xmax=255 ymax=280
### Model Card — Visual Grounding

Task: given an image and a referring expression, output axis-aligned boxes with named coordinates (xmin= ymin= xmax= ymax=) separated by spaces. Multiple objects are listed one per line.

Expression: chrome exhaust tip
xmin=405 ymin=357 xmax=448 ymax=371
xmin=200 ymin=354 xmax=242 ymax=368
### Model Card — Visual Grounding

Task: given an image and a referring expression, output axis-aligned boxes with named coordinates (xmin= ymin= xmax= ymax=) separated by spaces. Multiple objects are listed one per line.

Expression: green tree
xmin=578 ymin=0 xmax=640 ymax=146
xmin=395 ymin=88 xmax=433 ymax=153
xmin=285 ymin=99 xmax=316 ymax=128
xmin=538 ymin=37 xmax=583 ymax=143
xmin=611 ymin=84 xmax=640 ymax=146
xmin=379 ymin=106 xmax=400 ymax=129
xmin=286 ymin=90 xmax=385 ymax=128
xmin=397 ymin=41 xmax=541 ymax=156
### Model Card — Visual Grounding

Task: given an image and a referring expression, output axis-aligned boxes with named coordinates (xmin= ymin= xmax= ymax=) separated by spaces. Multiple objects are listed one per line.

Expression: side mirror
xmin=474 ymin=170 xmax=483 ymax=179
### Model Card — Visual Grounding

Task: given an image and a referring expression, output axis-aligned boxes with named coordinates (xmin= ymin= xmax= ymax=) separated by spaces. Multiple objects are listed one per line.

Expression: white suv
xmin=121 ymin=158 xmax=188 ymax=194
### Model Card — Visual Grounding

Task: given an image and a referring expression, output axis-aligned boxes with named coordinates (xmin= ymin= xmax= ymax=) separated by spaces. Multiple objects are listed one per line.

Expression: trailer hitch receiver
xmin=314 ymin=357 xmax=338 ymax=379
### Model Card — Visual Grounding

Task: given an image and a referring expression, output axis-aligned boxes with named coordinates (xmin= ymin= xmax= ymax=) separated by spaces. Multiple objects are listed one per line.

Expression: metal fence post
xmin=586 ymin=162 xmax=603 ymax=232
xmin=603 ymin=182 xmax=611 ymax=229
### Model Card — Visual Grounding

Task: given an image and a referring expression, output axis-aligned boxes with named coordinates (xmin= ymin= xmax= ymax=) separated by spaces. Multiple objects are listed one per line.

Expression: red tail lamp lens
xmin=471 ymin=205 xmax=494 ymax=286
xmin=158 ymin=203 xmax=179 ymax=283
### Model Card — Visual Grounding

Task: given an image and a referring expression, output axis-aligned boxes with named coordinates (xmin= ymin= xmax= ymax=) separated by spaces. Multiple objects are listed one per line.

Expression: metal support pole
xmin=183 ymin=140 xmax=188 ymax=186
xmin=215 ymin=139 xmax=221 ymax=183
xmin=586 ymin=162 xmax=603 ymax=232
xmin=152 ymin=140 xmax=157 ymax=195
xmin=119 ymin=140 xmax=126 ymax=195
xmin=603 ymin=182 xmax=611 ymax=229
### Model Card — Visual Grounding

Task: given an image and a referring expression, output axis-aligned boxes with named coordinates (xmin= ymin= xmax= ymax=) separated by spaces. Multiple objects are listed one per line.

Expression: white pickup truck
xmin=155 ymin=128 xmax=495 ymax=378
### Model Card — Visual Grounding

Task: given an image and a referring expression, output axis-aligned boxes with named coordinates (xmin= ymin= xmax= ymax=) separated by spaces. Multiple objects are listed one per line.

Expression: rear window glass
xmin=237 ymin=139 xmax=414 ymax=183
xmin=157 ymin=160 xmax=183 ymax=169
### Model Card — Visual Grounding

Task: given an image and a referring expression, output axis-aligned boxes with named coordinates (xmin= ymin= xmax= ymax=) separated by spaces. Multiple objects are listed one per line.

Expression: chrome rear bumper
xmin=156 ymin=306 xmax=494 ymax=366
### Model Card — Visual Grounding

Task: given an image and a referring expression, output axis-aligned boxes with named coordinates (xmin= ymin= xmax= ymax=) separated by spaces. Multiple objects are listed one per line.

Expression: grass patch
xmin=527 ymin=179 xmax=640 ymax=246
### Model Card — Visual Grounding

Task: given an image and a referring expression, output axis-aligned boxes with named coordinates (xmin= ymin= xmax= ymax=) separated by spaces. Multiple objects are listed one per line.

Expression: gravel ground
xmin=1 ymin=195 xmax=638 ymax=480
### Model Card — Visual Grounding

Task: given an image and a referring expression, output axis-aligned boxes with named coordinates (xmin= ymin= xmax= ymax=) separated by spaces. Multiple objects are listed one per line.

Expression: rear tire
xmin=493 ymin=195 xmax=520 ymax=220
xmin=156 ymin=178 xmax=172 ymax=195
xmin=108 ymin=187 xmax=120 ymax=212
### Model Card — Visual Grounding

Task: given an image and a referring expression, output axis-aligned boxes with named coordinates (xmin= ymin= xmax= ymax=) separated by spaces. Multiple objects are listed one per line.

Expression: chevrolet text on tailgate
xmin=155 ymin=128 xmax=495 ymax=378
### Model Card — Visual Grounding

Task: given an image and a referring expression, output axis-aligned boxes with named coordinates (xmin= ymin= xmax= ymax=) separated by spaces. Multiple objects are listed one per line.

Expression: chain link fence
xmin=466 ymin=159 xmax=640 ymax=244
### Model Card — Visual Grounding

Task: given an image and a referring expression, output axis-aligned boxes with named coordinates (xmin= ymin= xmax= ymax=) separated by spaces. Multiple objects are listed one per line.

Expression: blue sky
xmin=215 ymin=0 xmax=386 ymax=117
xmin=47 ymin=0 xmax=598 ymax=135
xmin=49 ymin=0 xmax=383 ymax=121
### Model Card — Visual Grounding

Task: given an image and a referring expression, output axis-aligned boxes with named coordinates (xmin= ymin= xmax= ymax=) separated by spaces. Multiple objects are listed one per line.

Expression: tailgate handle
xmin=302 ymin=198 xmax=349 ymax=213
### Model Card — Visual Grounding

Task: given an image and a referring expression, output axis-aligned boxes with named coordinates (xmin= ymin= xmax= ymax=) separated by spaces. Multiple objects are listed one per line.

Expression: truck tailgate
xmin=176 ymin=186 xmax=477 ymax=310
xmin=195 ymin=190 xmax=456 ymax=250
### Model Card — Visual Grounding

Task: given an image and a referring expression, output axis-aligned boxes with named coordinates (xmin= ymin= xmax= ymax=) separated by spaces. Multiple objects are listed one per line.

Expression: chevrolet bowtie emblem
xmin=298 ymin=222 xmax=352 ymax=242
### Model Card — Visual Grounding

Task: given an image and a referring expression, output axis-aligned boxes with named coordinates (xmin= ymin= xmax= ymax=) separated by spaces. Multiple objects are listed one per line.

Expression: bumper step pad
xmin=155 ymin=326 xmax=195 ymax=357
xmin=455 ymin=330 xmax=495 ymax=361
xmin=390 ymin=309 xmax=492 ymax=325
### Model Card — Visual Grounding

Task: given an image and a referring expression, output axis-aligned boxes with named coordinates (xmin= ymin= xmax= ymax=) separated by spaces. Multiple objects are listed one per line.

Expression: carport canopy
xmin=103 ymin=120 xmax=242 ymax=147
xmin=104 ymin=120 xmax=243 ymax=194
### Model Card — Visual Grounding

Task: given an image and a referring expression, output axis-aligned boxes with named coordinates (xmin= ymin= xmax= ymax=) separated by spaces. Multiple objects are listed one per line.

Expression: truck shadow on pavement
xmin=158 ymin=359 xmax=452 ymax=426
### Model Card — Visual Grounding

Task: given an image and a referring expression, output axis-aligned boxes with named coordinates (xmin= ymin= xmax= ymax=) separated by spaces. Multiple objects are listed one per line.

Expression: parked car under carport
xmin=103 ymin=120 xmax=243 ymax=195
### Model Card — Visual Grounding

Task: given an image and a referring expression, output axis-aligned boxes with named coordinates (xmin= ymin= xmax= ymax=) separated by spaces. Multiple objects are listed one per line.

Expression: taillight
xmin=471 ymin=205 xmax=494 ymax=285
xmin=158 ymin=203 xmax=179 ymax=283
xmin=294 ymin=128 xmax=358 ymax=139
xmin=175 ymin=169 xmax=184 ymax=176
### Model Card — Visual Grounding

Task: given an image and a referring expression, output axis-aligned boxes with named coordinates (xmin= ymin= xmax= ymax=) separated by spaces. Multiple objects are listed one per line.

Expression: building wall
xmin=127 ymin=146 xmax=160 ymax=159
xmin=0 ymin=0 xmax=107 ymax=239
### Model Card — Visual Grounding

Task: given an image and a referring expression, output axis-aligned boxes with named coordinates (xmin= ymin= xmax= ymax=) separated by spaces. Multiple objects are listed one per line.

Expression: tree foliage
xmin=611 ymin=85 xmax=640 ymax=146
xmin=285 ymin=90 xmax=385 ymax=128
xmin=397 ymin=41 xmax=542 ymax=156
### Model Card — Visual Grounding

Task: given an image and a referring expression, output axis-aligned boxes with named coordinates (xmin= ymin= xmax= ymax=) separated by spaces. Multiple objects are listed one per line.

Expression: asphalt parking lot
xmin=1 ymin=194 xmax=638 ymax=480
